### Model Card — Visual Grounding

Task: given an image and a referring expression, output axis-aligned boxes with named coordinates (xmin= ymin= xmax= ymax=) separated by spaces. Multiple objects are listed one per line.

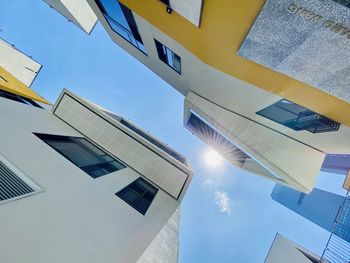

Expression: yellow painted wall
xmin=120 ymin=0 xmax=350 ymax=127
xmin=0 ymin=67 xmax=50 ymax=105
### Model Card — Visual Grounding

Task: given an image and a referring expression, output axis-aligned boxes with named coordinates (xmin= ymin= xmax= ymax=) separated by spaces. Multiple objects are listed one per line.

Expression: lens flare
xmin=204 ymin=149 xmax=223 ymax=167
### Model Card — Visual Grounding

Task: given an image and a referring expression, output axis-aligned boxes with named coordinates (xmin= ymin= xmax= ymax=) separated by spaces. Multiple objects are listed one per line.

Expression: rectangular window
xmin=35 ymin=133 xmax=125 ymax=178
xmin=116 ymin=177 xmax=158 ymax=215
xmin=155 ymin=39 xmax=181 ymax=74
xmin=96 ymin=0 xmax=146 ymax=54
xmin=257 ymin=99 xmax=340 ymax=133
xmin=0 ymin=89 xmax=43 ymax=108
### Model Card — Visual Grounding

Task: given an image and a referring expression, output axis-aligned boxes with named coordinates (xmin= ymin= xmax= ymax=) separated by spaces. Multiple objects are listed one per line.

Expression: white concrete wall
xmin=43 ymin=0 xmax=97 ymax=34
xmin=169 ymin=0 xmax=203 ymax=27
xmin=0 ymin=38 xmax=41 ymax=86
xmin=0 ymin=96 xmax=180 ymax=263
xmin=138 ymin=207 xmax=180 ymax=263
xmin=52 ymin=91 xmax=191 ymax=200
xmin=265 ymin=233 xmax=316 ymax=263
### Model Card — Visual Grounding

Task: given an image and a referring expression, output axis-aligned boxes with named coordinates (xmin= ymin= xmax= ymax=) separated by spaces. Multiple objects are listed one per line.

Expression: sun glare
xmin=204 ymin=149 xmax=223 ymax=167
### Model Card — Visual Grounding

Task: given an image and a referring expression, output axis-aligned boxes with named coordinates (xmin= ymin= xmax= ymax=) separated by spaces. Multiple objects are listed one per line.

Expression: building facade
xmin=0 ymin=40 xmax=192 ymax=263
xmin=265 ymin=233 xmax=321 ymax=263
xmin=271 ymin=184 xmax=350 ymax=242
xmin=43 ymin=0 xmax=350 ymax=193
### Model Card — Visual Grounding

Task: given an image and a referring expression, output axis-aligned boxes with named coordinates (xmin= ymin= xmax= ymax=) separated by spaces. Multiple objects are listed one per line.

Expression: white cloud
xmin=214 ymin=191 xmax=232 ymax=216
xmin=202 ymin=178 xmax=213 ymax=186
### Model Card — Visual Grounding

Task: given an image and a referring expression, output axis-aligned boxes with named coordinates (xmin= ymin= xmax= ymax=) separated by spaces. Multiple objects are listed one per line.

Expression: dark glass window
xmin=257 ymin=99 xmax=340 ymax=133
xmin=96 ymin=0 xmax=146 ymax=54
xmin=35 ymin=133 xmax=125 ymax=178
xmin=154 ymin=39 xmax=181 ymax=74
xmin=116 ymin=177 xmax=158 ymax=215
xmin=0 ymin=89 xmax=42 ymax=108
xmin=159 ymin=0 xmax=170 ymax=5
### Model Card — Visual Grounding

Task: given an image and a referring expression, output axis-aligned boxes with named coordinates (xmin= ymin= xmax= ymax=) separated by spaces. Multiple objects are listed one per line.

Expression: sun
xmin=204 ymin=149 xmax=223 ymax=167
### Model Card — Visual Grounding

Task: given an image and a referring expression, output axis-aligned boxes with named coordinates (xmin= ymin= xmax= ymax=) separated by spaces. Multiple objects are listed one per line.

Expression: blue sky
xmin=1 ymin=1 xmax=348 ymax=262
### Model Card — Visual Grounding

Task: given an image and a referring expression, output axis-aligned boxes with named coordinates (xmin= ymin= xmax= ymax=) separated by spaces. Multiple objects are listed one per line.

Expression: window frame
xmin=115 ymin=177 xmax=158 ymax=215
xmin=34 ymin=133 xmax=126 ymax=178
xmin=96 ymin=0 xmax=147 ymax=55
xmin=256 ymin=99 xmax=340 ymax=133
xmin=154 ymin=39 xmax=182 ymax=74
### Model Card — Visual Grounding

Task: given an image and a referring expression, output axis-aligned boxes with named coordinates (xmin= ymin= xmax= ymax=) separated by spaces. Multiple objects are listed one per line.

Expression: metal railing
xmin=320 ymin=190 xmax=350 ymax=263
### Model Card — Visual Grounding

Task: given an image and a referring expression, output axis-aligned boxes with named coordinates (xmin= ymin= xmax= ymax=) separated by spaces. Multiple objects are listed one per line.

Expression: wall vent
xmin=0 ymin=157 xmax=41 ymax=204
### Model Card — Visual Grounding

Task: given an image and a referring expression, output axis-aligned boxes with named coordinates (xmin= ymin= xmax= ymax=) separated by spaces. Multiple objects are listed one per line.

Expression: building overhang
xmin=43 ymin=0 xmax=98 ymax=34
xmin=184 ymin=92 xmax=325 ymax=193
xmin=0 ymin=67 xmax=50 ymax=105
xmin=53 ymin=89 xmax=192 ymax=200
xmin=119 ymin=0 xmax=350 ymax=127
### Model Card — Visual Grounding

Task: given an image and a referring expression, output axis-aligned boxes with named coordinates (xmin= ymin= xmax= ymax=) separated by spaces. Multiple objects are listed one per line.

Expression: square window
xmin=116 ymin=177 xmax=158 ymax=215
xmin=35 ymin=133 xmax=125 ymax=178
xmin=154 ymin=39 xmax=181 ymax=74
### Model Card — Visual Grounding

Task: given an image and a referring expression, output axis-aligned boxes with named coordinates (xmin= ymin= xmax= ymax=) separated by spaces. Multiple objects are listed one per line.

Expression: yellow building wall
xmin=120 ymin=0 xmax=350 ymax=127
xmin=0 ymin=67 xmax=50 ymax=105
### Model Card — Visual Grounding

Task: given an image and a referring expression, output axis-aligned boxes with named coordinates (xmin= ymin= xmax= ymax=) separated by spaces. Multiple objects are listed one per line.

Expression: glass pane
xmin=106 ymin=15 xmax=131 ymax=41
xmin=47 ymin=141 xmax=103 ymax=167
xmin=276 ymin=100 xmax=307 ymax=115
xmin=121 ymin=188 xmax=139 ymax=203
xmin=258 ymin=104 xmax=298 ymax=123
xmin=172 ymin=53 xmax=181 ymax=73
xmin=75 ymin=138 xmax=105 ymax=156
xmin=136 ymin=179 xmax=157 ymax=195
xmin=36 ymin=134 xmax=126 ymax=178
xmin=115 ymin=178 xmax=158 ymax=215
xmin=99 ymin=0 xmax=130 ymax=31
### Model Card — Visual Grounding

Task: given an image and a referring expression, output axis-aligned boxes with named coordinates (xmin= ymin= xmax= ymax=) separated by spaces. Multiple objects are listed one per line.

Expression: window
xmin=159 ymin=0 xmax=170 ymax=5
xmin=116 ymin=177 xmax=158 ymax=215
xmin=0 ymin=89 xmax=43 ymax=108
xmin=96 ymin=0 xmax=146 ymax=54
xmin=35 ymin=133 xmax=125 ymax=178
xmin=155 ymin=39 xmax=181 ymax=74
xmin=257 ymin=99 xmax=340 ymax=133
xmin=0 ymin=157 xmax=41 ymax=204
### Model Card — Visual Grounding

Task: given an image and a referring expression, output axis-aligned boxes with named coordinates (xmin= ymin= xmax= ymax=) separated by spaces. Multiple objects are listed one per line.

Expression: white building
xmin=0 ymin=38 xmax=42 ymax=87
xmin=43 ymin=0 xmax=97 ymax=34
xmin=0 ymin=40 xmax=192 ymax=263
xmin=0 ymin=88 xmax=192 ymax=263
xmin=265 ymin=233 xmax=322 ymax=263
